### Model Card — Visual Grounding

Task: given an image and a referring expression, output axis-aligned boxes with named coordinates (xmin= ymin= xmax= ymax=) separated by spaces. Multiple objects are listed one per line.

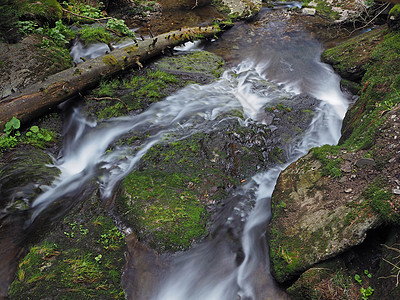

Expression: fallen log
xmin=0 ymin=25 xmax=221 ymax=129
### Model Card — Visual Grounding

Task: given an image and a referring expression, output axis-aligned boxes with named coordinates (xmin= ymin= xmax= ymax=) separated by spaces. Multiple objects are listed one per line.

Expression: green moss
xmin=321 ymin=27 xmax=384 ymax=81
xmin=120 ymin=170 xmax=208 ymax=252
xmin=18 ymin=0 xmax=63 ymax=22
xmin=389 ymin=4 xmax=400 ymax=19
xmin=124 ymin=45 xmax=138 ymax=55
xmin=79 ymin=26 xmax=112 ymax=45
xmin=311 ymin=145 xmax=342 ymax=178
xmin=155 ymin=51 xmax=225 ymax=79
xmin=364 ymin=178 xmax=400 ymax=224
xmin=314 ymin=1 xmax=340 ymax=20
xmin=9 ymin=214 xmax=125 ymax=299
xmin=103 ymin=55 xmax=118 ymax=66
xmin=88 ymin=69 xmax=181 ymax=120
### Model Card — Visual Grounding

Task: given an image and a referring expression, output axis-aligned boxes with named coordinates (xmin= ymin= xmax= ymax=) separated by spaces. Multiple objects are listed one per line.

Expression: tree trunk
xmin=0 ymin=25 xmax=221 ymax=129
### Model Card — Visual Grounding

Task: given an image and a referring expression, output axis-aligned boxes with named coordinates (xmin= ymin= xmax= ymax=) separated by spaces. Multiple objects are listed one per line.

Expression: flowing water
xmin=1 ymin=3 xmax=349 ymax=299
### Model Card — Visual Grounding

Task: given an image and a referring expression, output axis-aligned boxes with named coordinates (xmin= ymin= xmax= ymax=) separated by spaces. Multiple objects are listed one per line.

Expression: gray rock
xmin=355 ymin=158 xmax=375 ymax=167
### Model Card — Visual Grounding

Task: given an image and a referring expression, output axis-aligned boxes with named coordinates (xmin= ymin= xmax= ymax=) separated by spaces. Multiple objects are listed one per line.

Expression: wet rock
xmin=115 ymin=78 xmax=320 ymax=253
xmin=0 ymin=146 xmax=60 ymax=210
xmin=268 ymin=152 xmax=381 ymax=283
xmin=269 ymin=102 xmax=400 ymax=290
xmin=155 ymin=51 xmax=226 ymax=82
xmin=8 ymin=190 xmax=127 ymax=299
xmin=321 ymin=27 xmax=385 ymax=84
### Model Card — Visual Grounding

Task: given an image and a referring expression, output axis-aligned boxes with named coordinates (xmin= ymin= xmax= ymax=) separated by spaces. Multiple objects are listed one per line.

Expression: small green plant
xmin=0 ymin=117 xmax=21 ymax=150
xmin=106 ymin=18 xmax=136 ymax=38
xmin=62 ymin=0 xmax=106 ymax=20
xmin=4 ymin=116 xmax=21 ymax=136
xmin=361 ymin=286 xmax=374 ymax=299
xmin=39 ymin=20 xmax=75 ymax=49
xmin=354 ymin=273 xmax=362 ymax=285
xmin=364 ymin=269 xmax=372 ymax=278
xmin=97 ymin=227 xmax=124 ymax=250
xmin=94 ymin=254 xmax=102 ymax=263
xmin=18 ymin=20 xmax=39 ymax=35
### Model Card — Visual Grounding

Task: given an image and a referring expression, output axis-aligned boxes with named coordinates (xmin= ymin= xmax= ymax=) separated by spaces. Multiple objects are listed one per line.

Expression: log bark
xmin=0 ymin=25 xmax=221 ymax=129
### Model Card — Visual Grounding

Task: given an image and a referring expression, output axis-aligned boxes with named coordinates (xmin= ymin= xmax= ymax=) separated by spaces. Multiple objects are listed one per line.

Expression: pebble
xmin=393 ymin=189 xmax=400 ymax=195
xmin=302 ymin=8 xmax=316 ymax=15
xmin=344 ymin=188 xmax=353 ymax=193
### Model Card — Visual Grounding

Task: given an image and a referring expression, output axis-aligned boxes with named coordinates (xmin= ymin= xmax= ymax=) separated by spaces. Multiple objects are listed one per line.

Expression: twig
xmin=87 ymin=97 xmax=130 ymax=112
xmin=382 ymin=244 xmax=400 ymax=254
xmin=192 ymin=0 xmax=198 ymax=9
xmin=382 ymin=257 xmax=400 ymax=270
xmin=349 ymin=3 xmax=390 ymax=35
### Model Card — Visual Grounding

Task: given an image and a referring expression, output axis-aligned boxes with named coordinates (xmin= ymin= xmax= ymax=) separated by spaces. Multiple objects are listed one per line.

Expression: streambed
xmin=1 ymin=3 xmax=349 ymax=299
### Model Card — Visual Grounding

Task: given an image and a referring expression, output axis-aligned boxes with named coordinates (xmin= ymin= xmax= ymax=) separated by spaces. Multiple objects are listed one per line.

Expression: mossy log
xmin=0 ymin=26 xmax=221 ymax=129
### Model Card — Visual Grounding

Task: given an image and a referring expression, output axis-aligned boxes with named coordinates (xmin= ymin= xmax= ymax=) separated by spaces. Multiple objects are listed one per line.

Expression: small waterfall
xmin=23 ymin=33 xmax=347 ymax=300
xmin=151 ymin=59 xmax=347 ymax=299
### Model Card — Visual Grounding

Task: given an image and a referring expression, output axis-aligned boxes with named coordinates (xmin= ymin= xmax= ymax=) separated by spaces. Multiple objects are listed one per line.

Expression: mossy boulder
xmin=389 ymin=4 xmax=400 ymax=30
xmin=17 ymin=0 xmax=63 ymax=23
xmin=337 ymin=26 xmax=400 ymax=143
xmin=268 ymin=149 xmax=381 ymax=283
xmin=269 ymin=100 xmax=400 ymax=284
xmin=116 ymin=91 xmax=320 ymax=253
xmin=321 ymin=26 xmax=385 ymax=83
xmin=9 ymin=191 xmax=126 ymax=299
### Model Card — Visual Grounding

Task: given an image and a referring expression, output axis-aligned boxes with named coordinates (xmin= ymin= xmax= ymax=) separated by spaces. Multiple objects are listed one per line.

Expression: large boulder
xmin=268 ymin=24 xmax=400 ymax=295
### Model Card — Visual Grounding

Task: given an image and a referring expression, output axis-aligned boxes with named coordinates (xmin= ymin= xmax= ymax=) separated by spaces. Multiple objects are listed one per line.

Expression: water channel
xmin=1 ymin=3 xmax=349 ymax=299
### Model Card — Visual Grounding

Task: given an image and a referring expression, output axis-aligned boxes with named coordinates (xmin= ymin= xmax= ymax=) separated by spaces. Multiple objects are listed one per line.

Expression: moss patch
xmin=17 ymin=0 xmax=63 ymax=22
xmin=103 ymin=55 xmax=118 ymax=66
xmin=79 ymin=26 xmax=112 ymax=46
xmin=119 ymin=170 xmax=208 ymax=252
xmin=9 ymin=200 xmax=126 ymax=299
xmin=155 ymin=51 xmax=225 ymax=79
xmin=85 ymin=51 xmax=225 ymax=120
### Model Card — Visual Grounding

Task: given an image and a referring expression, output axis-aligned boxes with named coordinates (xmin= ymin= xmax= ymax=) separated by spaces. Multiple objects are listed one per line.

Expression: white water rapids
xmin=21 ymin=5 xmax=349 ymax=299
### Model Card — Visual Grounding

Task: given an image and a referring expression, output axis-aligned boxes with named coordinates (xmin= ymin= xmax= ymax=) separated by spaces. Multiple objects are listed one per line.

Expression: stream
xmin=1 ymin=3 xmax=349 ymax=299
